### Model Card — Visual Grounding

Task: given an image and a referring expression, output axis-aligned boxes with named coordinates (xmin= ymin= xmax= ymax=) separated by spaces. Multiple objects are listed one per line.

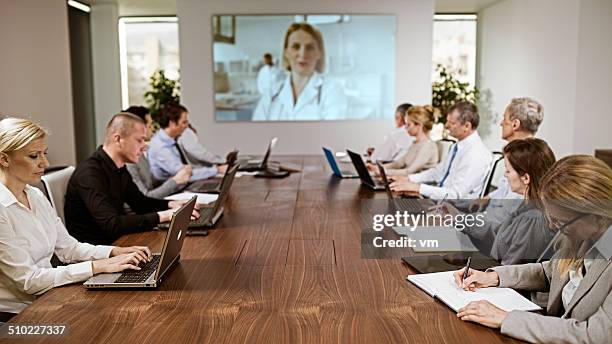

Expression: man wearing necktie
xmin=390 ymin=101 xmax=492 ymax=200
xmin=148 ymin=104 xmax=228 ymax=184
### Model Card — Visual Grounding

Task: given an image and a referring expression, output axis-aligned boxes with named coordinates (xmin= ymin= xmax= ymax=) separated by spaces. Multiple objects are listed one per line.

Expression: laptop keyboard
xmin=190 ymin=207 xmax=213 ymax=227
xmin=158 ymin=208 xmax=214 ymax=229
xmin=394 ymin=198 xmax=424 ymax=213
xmin=115 ymin=255 xmax=161 ymax=283
xmin=197 ymin=183 xmax=219 ymax=192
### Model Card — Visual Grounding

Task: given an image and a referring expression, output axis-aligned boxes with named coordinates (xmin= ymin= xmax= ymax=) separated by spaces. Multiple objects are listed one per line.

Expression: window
xmin=432 ymin=14 xmax=477 ymax=85
xmin=119 ymin=17 xmax=180 ymax=109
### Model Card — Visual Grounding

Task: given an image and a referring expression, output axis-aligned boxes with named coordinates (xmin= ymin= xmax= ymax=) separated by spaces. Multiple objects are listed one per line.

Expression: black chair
xmin=480 ymin=151 xmax=504 ymax=197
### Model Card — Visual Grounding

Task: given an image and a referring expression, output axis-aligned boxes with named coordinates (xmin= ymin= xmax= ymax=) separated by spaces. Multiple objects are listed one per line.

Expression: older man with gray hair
xmin=471 ymin=97 xmax=545 ymax=224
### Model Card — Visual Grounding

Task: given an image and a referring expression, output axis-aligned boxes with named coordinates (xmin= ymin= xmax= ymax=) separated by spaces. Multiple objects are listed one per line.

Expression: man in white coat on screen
xmin=253 ymin=22 xmax=348 ymax=121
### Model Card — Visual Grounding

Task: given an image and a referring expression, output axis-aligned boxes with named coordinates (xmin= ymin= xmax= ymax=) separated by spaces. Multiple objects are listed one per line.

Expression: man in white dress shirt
xmin=472 ymin=97 xmax=545 ymax=224
xmin=368 ymin=103 xmax=414 ymax=162
xmin=390 ymin=101 xmax=491 ymax=200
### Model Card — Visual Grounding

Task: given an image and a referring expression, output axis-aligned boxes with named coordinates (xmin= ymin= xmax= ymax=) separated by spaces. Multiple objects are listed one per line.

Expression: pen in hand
xmin=435 ymin=193 xmax=448 ymax=214
xmin=462 ymin=257 xmax=472 ymax=289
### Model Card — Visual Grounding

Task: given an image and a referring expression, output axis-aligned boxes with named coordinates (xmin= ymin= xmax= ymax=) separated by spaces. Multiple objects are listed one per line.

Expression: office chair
xmin=40 ymin=166 xmax=75 ymax=224
xmin=480 ymin=152 xmax=504 ymax=197
xmin=29 ymin=180 xmax=48 ymax=199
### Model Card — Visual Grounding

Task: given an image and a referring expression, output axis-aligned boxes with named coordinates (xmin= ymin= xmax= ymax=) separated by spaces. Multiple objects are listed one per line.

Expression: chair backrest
xmin=29 ymin=180 xmax=48 ymax=199
xmin=480 ymin=152 xmax=504 ymax=197
xmin=40 ymin=166 xmax=75 ymax=224
xmin=436 ymin=139 xmax=456 ymax=163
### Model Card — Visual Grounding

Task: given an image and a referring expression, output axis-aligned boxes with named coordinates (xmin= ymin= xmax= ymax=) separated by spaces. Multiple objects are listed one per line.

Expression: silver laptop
xmin=238 ymin=137 xmax=278 ymax=171
xmin=83 ymin=196 xmax=196 ymax=289
xmin=188 ymin=149 xmax=239 ymax=194
xmin=159 ymin=164 xmax=238 ymax=229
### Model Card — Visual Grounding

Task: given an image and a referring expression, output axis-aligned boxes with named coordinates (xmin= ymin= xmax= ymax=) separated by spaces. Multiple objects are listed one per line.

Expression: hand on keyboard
xmin=115 ymin=255 xmax=162 ymax=283
xmin=158 ymin=206 xmax=200 ymax=223
xmin=110 ymin=246 xmax=152 ymax=262
xmin=91 ymin=252 xmax=147 ymax=274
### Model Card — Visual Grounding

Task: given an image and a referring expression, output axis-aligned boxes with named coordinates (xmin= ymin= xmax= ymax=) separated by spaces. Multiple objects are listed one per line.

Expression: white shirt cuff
xmin=419 ymin=183 xmax=436 ymax=199
xmin=53 ymin=261 xmax=94 ymax=287
xmin=96 ymin=245 xmax=114 ymax=259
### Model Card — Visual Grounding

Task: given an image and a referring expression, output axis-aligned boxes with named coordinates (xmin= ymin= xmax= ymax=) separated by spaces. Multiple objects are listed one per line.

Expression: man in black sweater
xmin=65 ymin=112 xmax=199 ymax=245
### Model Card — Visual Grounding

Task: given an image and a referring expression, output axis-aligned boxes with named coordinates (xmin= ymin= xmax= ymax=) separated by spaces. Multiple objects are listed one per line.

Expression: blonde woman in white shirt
xmin=0 ymin=118 xmax=151 ymax=321
xmin=368 ymin=105 xmax=438 ymax=176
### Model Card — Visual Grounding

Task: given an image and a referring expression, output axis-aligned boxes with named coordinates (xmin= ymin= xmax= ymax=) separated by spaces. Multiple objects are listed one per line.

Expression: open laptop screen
xmin=377 ymin=162 xmax=395 ymax=200
xmin=347 ymin=149 xmax=376 ymax=186
xmin=154 ymin=196 xmax=196 ymax=280
xmin=322 ymin=147 xmax=342 ymax=176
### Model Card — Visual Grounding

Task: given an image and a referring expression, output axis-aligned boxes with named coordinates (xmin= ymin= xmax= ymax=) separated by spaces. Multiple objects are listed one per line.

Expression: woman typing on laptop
xmin=0 ymin=118 xmax=151 ymax=322
xmin=452 ymin=155 xmax=612 ymax=343
xmin=367 ymin=105 xmax=439 ymax=176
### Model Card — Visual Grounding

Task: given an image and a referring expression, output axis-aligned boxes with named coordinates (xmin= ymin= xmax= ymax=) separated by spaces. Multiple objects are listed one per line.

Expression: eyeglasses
xmin=547 ymin=213 xmax=588 ymax=234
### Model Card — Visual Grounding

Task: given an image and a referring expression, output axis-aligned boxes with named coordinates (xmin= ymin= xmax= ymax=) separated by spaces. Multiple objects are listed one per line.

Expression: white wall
xmin=0 ymin=0 xmax=76 ymax=165
xmin=478 ymin=0 xmax=581 ymax=157
xmin=90 ymin=0 xmax=122 ymax=143
xmin=478 ymin=0 xmax=612 ymax=157
xmin=572 ymin=0 xmax=612 ymax=154
xmin=177 ymin=0 xmax=435 ymax=155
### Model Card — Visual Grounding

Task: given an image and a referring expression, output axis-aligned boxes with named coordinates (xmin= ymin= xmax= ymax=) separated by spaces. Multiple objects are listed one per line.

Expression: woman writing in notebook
xmin=367 ymin=105 xmax=439 ymax=176
xmin=0 ymin=118 xmax=151 ymax=322
xmin=452 ymin=155 xmax=612 ymax=343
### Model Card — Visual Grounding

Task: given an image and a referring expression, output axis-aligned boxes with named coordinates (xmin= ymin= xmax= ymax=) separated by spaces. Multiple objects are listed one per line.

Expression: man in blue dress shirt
xmin=148 ymin=104 xmax=227 ymax=182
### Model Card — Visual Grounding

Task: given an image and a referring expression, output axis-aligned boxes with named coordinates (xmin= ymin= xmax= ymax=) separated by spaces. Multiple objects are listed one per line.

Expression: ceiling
xmin=435 ymin=0 xmax=503 ymax=13
xmin=81 ymin=0 xmax=503 ymax=16
xmin=79 ymin=0 xmax=177 ymax=16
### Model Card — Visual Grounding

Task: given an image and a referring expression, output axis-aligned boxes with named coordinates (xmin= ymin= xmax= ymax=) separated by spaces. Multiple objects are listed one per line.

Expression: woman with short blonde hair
xmin=0 ymin=117 xmax=151 ymax=322
xmin=452 ymin=155 xmax=612 ymax=343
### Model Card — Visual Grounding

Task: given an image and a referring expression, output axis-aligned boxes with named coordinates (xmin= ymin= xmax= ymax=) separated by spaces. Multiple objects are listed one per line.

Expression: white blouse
xmin=0 ymin=183 xmax=113 ymax=314
xmin=561 ymin=225 xmax=612 ymax=310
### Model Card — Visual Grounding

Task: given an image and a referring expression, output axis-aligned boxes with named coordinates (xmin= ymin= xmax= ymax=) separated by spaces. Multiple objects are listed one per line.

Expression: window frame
xmin=432 ymin=13 xmax=478 ymax=86
xmin=118 ymin=16 xmax=179 ymax=110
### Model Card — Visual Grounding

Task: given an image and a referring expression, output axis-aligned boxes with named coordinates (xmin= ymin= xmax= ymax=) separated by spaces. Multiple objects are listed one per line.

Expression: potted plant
xmin=144 ymin=70 xmax=181 ymax=120
xmin=431 ymin=64 xmax=494 ymax=139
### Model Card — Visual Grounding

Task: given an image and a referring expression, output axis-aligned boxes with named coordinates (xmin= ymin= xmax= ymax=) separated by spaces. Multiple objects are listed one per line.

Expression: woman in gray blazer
xmin=453 ymin=155 xmax=612 ymax=344
xmin=443 ymin=138 xmax=557 ymax=265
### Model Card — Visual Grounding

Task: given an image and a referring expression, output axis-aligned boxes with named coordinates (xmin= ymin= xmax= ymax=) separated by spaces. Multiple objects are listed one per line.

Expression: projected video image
xmin=212 ymin=14 xmax=396 ymax=122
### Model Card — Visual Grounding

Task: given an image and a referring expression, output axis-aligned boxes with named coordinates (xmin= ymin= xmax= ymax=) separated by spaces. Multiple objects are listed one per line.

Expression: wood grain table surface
xmin=4 ymin=155 xmax=523 ymax=344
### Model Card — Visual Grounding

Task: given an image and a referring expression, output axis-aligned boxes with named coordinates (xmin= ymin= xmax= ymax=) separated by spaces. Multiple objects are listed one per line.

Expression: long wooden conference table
xmin=6 ymin=155 xmax=523 ymax=343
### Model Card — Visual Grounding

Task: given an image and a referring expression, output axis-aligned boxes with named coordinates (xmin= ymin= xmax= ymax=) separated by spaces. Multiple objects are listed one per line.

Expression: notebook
xmin=165 ymin=192 xmax=218 ymax=204
xmin=407 ymin=271 xmax=541 ymax=312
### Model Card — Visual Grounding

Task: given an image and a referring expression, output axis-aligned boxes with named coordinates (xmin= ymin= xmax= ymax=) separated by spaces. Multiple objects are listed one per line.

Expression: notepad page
xmin=407 ymin=271 xmax=541 ymax=312
xmin=165 ymin=192 xmax=219 ymax=204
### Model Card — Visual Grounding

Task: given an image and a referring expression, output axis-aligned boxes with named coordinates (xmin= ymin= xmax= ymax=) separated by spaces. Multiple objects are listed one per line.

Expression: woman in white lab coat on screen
xmin=253 ymin=22 xmax=348 ymax=121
